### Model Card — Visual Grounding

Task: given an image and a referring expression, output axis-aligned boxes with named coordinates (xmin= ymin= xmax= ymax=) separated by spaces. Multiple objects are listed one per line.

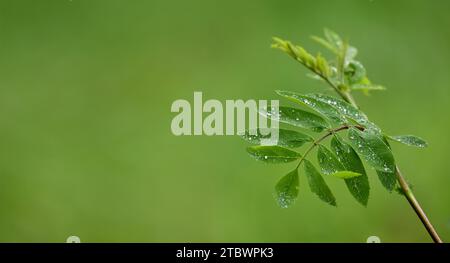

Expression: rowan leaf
xmin=303 ymin=159 xmax=336 ymax=206
xmin=306 ymin=93 xmax=380 ymax=131
xmin=241 ymin=129 xmax=313 ymax=148
xmin=275 ymin=169 xmax=299 ymax=208
xmin=276 ymin=90 xmax=346 ymax=124
xmin=387 ymin=135 xmax=428 ymax=148
xmin=376 ymin=170 xmax=397 ymax=192
xmin=331 ymin=136 xmax=370 ymax=206
xmin=260 ymin=106 xmax=329 ymax=132
xmin=246 ymin=146 xmax=301 ymax=164
xmin=348 ymin=128 xmax=396 ymax=173
xmin=317 ymin=144 xmax=345 ymax=174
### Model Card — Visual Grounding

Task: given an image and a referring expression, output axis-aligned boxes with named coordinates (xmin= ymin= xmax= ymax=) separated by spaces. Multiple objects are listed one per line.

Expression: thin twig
xmin=342 ymin=91 xmax=443 ymax=243
xmin=395 ymin=167 xmax=443 ymax=243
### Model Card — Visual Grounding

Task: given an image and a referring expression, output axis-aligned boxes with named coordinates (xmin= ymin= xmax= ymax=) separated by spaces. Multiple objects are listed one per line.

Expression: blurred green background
xmin=0 ymin=0 xmax=449 ymax=242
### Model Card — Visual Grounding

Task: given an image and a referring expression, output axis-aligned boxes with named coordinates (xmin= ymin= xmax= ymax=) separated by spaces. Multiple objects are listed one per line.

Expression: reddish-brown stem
xmin=395 ymin=167 xmax=443 ymax=243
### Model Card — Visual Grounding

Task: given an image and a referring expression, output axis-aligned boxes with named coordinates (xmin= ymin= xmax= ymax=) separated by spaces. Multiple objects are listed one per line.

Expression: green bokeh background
xmin=0 ymin=0 xmax=449 ymax=242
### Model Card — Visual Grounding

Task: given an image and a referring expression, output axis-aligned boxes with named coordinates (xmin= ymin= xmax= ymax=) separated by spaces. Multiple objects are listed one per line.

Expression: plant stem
xmin=341 ymin=91 xmax=443 ymax=243
xmin=395 ymin=167 xmax=443 ymax=243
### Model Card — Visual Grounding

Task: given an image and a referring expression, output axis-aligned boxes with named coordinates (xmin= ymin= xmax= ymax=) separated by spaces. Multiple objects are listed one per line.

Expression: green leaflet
xmin=331 ymin=171 xmax=362 ymax=179
xmin=306 ymin=93 xmax=380 ymax=131
xmin=317 ymin=144 xmax=346 ymax=174
xmin=241 ymin=129 xmax=313 ymax=148
xmin=275 ymin=169 xmax=299 ymax=208
xmin=246 ymin=146 xmax=301 ymax=164
xmin=317 ymin=145 xmax=361 ymax=178
xmin=276 ymin=90 xmax=346 ymax=124
xmin=387 ymin=135 xmax=428 ymax=148
xmin=303 ymin=159 xmax=336 ymax=206
xmin=260 ymin=106 xmax=329 ymax=132
xmin=331 ymin=136 xmax=370 ymax=206
xmin=376 ymin=170 xmax=397 ymax=192
xmin=376 ymin=136 xmax=397 ymax=192
xmin=348 ymin=127 xmax=396 ymax=173
xmin=243 ymin=129 xmax=310 ymax=148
